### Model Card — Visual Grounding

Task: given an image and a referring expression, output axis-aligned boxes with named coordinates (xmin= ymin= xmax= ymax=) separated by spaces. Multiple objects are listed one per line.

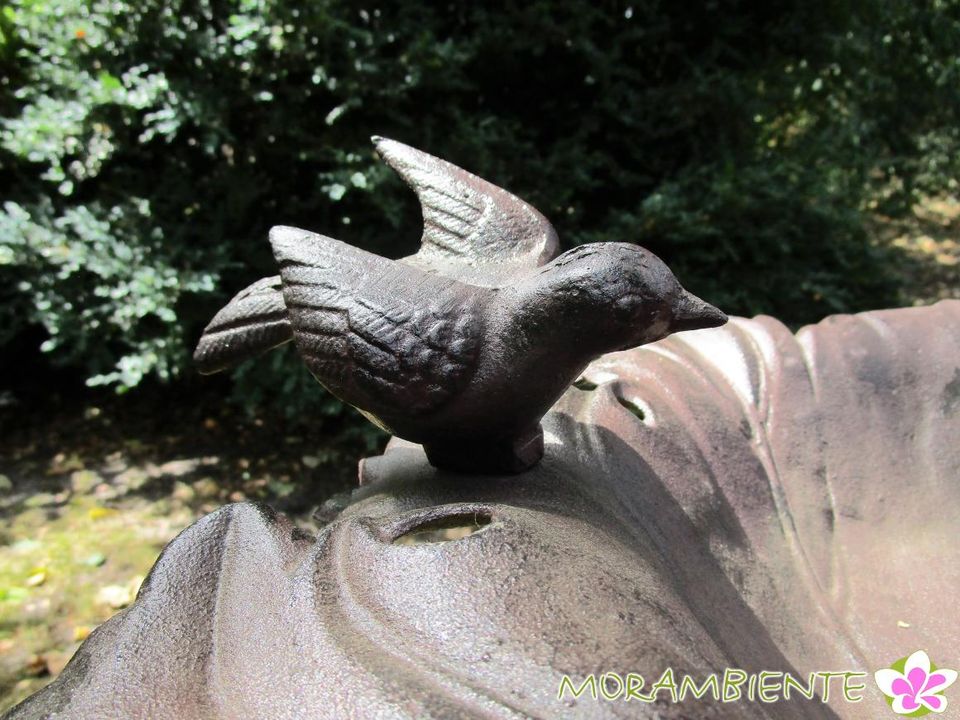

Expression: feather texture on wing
xmin=193 ymin=276 xmax=292 ymax=374
xmin=193 ymin=137 xmax=557 ymax=380
xmin=374 ymin=137 xmax=560 ymax=287
xmin=270 ymin=226 xmax=487 ymax=422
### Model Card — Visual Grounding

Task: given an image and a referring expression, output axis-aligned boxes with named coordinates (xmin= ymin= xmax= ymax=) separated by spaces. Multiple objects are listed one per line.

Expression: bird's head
xmin=530 ymin=242 xmax=727 ymax=352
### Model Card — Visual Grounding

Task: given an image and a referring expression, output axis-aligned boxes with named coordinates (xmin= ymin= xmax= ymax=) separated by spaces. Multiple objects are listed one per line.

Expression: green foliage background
xmin=1 ymin=0 xmax=958 ymax=415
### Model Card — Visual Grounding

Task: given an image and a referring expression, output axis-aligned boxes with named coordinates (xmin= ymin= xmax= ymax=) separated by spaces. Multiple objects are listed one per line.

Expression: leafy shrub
xmin=0 ymin=0 xmax=957 ymax=412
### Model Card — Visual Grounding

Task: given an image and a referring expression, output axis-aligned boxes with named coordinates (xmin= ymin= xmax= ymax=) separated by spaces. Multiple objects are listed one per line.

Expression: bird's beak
xmin=671 ymin=290 xmax=728 ymax=332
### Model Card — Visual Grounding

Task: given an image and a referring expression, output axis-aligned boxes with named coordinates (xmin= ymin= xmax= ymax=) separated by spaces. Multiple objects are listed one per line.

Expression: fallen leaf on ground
xmin=23 ymin=655 xmax=49 ymax=677
xmin=88 ymin=506 xmax=115 ymax=520
xmin=0 ymin=587 xmax=29 ymax=602
xmin=45 ymin=651 xmax=71 ymax=675
xmin=96 ymin=585 xmax=133 ymax=609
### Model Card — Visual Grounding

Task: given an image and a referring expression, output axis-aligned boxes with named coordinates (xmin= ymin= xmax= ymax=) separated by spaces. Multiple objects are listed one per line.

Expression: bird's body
xmin=194 ymin=138 xmax=727 ymax=473
xmin=270 ymin=228 xmax=489 ymax=427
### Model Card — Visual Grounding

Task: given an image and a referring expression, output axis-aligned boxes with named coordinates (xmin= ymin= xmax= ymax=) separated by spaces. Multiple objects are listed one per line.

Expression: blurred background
xmin=1 ymin=0 xmax=958 ymax=710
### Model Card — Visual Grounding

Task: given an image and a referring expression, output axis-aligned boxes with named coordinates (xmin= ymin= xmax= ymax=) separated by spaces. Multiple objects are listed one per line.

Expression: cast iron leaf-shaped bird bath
xmin=8 ymin=301 xmax=959 ymax=720
xmin=6 ymin=141 xmax=958 ymax=720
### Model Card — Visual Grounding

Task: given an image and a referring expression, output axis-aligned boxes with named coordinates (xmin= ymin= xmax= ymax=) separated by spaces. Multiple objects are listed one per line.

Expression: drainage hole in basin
xmin=617 ymin=396 xmax=646 ymax=421
xmin=574 ymin=378 xmax=598 ymax=391
xmin=393 ymin=511 xmax=494 ymax=545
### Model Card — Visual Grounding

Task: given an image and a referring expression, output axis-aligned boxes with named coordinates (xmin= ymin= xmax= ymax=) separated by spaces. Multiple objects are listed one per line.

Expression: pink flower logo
xmin=874 ymin=650 xmax=957 ymax=715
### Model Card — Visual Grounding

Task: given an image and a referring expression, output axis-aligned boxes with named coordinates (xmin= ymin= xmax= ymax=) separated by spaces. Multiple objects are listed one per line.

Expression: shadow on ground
xmin=0 ymin=385 xmax=382 ymax=712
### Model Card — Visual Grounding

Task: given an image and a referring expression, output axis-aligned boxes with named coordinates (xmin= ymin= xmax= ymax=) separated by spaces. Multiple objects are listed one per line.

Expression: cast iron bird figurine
xmin=194 ymin=137 xmax=727 ymax=473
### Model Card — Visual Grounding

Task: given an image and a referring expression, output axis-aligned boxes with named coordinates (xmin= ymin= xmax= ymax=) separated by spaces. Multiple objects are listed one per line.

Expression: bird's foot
xmin=423 ymin=426 xmax=544 ymax=475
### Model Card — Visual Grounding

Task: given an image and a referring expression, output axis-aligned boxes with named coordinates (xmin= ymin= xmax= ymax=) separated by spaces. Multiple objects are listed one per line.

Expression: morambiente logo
xmin=557 ymin=668 xmax=869 ymax=705
xmin=558 ymin=651 xmax=956 ymax=714
xmin=874 ymin=650 xmax=957 ymax=716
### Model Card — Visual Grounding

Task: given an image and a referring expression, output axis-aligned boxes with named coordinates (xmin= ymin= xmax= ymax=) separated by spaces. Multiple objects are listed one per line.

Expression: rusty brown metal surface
xmin=6 ymin=301 xmax=959 ymax=719
xmin=192 ymin=139 xmax=726 ymax=473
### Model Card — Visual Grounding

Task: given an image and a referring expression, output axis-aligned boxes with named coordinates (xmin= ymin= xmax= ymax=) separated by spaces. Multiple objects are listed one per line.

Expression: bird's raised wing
xmin=270 ymin=226 xmax=487 ymax=425
xmin=373 ymin=137 xmax=560 ymax=287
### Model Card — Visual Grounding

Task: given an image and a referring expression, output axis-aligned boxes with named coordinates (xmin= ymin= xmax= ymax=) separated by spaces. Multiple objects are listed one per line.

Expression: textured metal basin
xmin=6 ymin=301 xmax=958 ymax=719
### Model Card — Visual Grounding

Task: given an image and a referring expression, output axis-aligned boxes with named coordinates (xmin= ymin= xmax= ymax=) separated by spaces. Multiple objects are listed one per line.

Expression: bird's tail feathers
xmin=193 ymin=276 xmax=292 ymax=374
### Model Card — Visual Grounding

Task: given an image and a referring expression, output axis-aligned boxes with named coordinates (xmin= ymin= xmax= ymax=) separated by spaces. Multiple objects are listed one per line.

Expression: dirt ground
xmin=0 ymin=197 xmax=956 ymax=714
xmin=0 ymin=388 xmax=382 ymax=712
xmin=872 ymin=195 xmax=960 ymax=305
